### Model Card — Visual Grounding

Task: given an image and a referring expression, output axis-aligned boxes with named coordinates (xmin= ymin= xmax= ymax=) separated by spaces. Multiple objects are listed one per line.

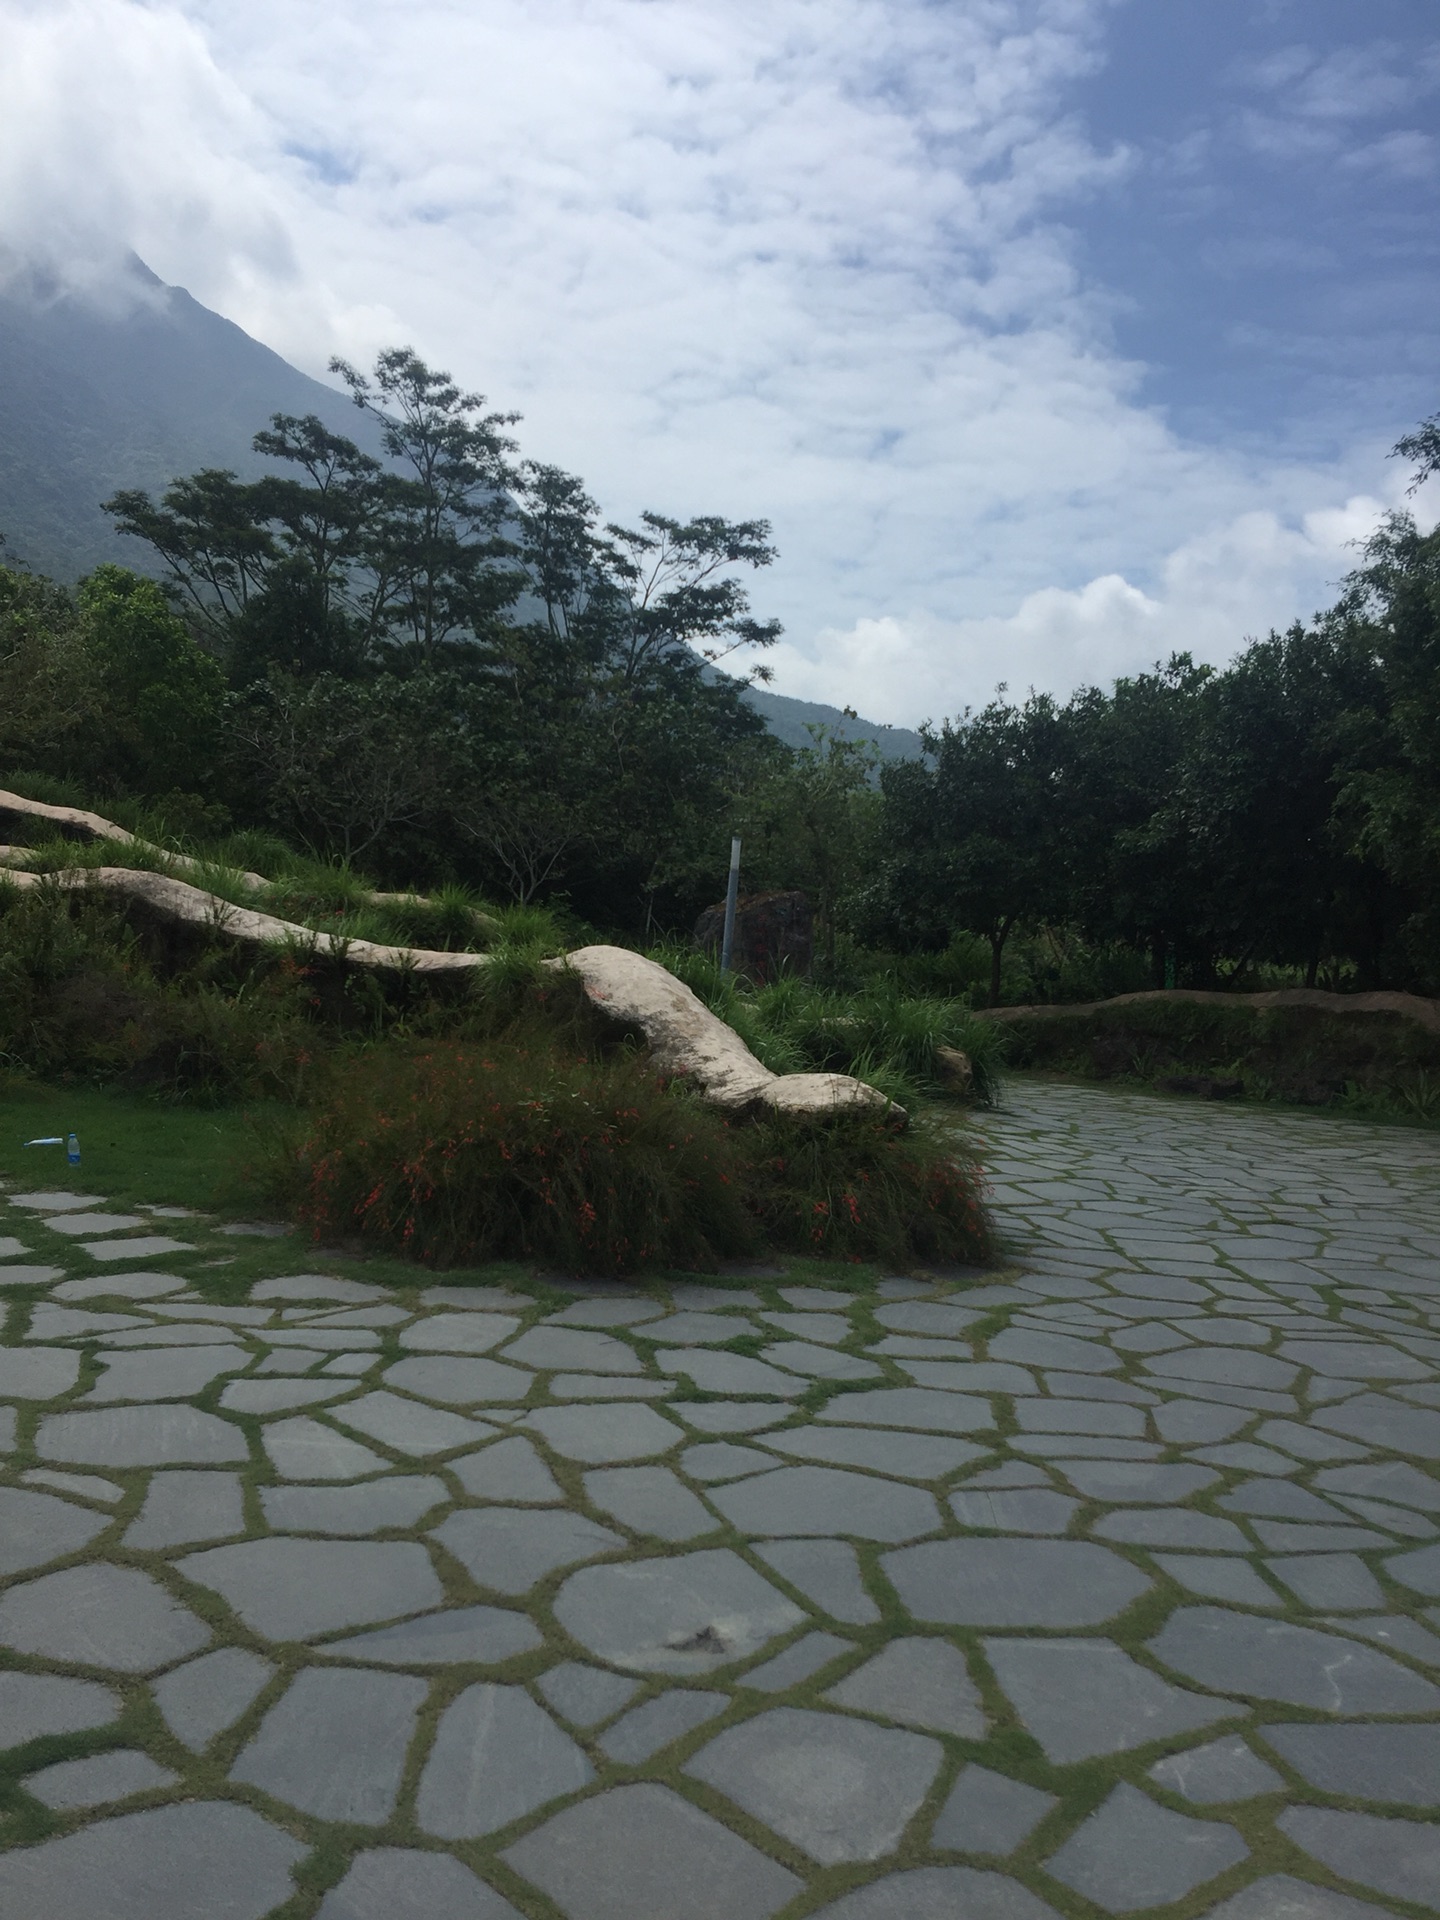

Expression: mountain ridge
xmin=0 ymin=258 xmax=922 ymax=761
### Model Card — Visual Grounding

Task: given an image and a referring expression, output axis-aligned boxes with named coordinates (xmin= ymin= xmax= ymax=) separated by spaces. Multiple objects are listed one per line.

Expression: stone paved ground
xmin=0 ymin=1079 xmax=1438 ymax=1919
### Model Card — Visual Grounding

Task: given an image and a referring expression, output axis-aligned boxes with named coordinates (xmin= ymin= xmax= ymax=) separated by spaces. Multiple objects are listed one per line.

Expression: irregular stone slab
xmin=27 ymin=1748 xmax=177 ymax=1808
xmin=1148 ymin=1607 xmax=1440 ymax=1713
xmin=761 ymin=1310 xmax=851 ymax=1344
xmin=453 ymin=1435 xmax=563 ymax=1502
xmin=1314 ymin=1393 xmax=1440 ymax=1459
xmin=1281 ymin=1339 xmax=1429 ymax=1379
xmin=0 ymin=1671 xmax=120 ymax=1750
xmin=398 ymin=1313 xmax=522 ymax=1354
xmin=323 ymin=1605 xmax=541 ymax=1665
xmin=1279 ymin=1807 xmax=1440 ymax=1909
xmin=1013 ymin=1399 xmax=1144 ymax=1437
xmin=599 ymin=1688 xmax=729 ymax=1760
xmin=1063 ymin=1460 xmax=1219 ymax=1503
xmin=1387 ymin=1542 xmax=1440 ymax=1596
xmin=523 ymin=1403 xmax=682 ymax=1462
xmin=265 ymin=1326 xmax=379 ymax=1350
xmin=417 ymin=1683 xmax=593 ymax=1837
xmin=755 ymin=1538 xmax=882 ymax=1624
xmin=301 ymin=1304 xmax=410 ymax=1328
xmin=30 ymin=1304 xmax=147 ymax=1338
xmin=0 ymin=1233 xmax=33 ymax=1257
xmin=951 ymin=1489 xmax=1078 ymax=1534
xmin=435 ymin=1508 xmax=623 ymax=1594
xmin=641 ymin=1310 xmax=751 ymax=1345
xmin=710 ymin=1465 xmax=941 ymax=1542
xmin=1199 ymin=1874 xmax=1398 ymax=1920
xmin=43 ymin=1211 xmax=147 ymax=1235
xmin=384 ymin=1354 xmax=531 ymax=1403
xmin=1219 ymin=1478 xmax=1348 ymax=1521
xmin=549 ymin=1297 xmax=666 ymax=1327
xmin=0 ymin=1484 xmax=108 ymax=1574
xmin=86 ymin=1344 xmax=242 ymax=1405
xmin=0 ymin=1347 xmax=81 ymax=1398
xmin=875 ymin=1302 xmax=983 ymax=1336
xmin=679 ymin=1402 xmax=791 ymax=1433
xmin=0 ymin=1562 xmax=208 ymax=1671
xmin=179 ymin=1538 xmax=442 ymax=1639
xmin=804 ymin=1865 xmax=1063 ymax=1919
xmin=125 ymin=1471 xmax=245 ymax=1549
xmin=503 ymin=1326 xmax=643 ymax=1373
xmin=654 ymin=1349 xmax=806 ymax=1397
xmin=80 ymin=1234 xmax=192 ymax=1262
xmin=502 ymin=1782 xmax=801 ymax=1920
xmin=420 ymin=1285 xmax=530 ymax=1310
xmin=744 ymin=1630 xmax=851 ymax=1690
xmin=682 ymin=1441 xmax=779 ymax=1482
xmin=0 ymin=1801 xmax=307 ymax=1920
xmin=932 ymin=1766 xmax=1057 ymax=1854
xmin=762 ymin=1342 xmax=881 ymax=1382
xmin=1154 ymin=1401 xmax=1250 ymax=1443
xmin=1254 ymin=1522 xmax=1391 ymax=1553
xmin=815 ymin=1388 xmax=993 ymax=1434
xmin=0 ymin=1263 xmax=63 ymax=1287
xmin=100 ymin=1323 xmax=245 ymax=1348
xmin=1267 ymin=1554 xmax=1386 ymax=1611
xmin=38 ymin=1405 xmax=247 ymax=1466
xmin=1146 ymin=1347 xmax=1297 ymax=1389
xmin=554 ymin=1548 xmax=805 ymax=1674
xmin=220 ymin=1379 xmax=350 ymax=1413
xmin=985 ymin=1636 xmax=1235 ymax=1763
xmin=1334 ymin=1613 xmax=1440 ymax=1664
xmin=1151 ymin=1556 xmax=1284 ymax=1606
xmin=1093 ymin=1508 xmax=1248 ymax=1550
xmin=254 ymin=1349 xmax=323 ymax=1373
xmin=763 ymin=1426 xmax=987 ymax=1480
xmin=1148 ymin=1735 xmax=1283 ymax=1803
xmin=888 ymin=1357 xmax=1037 ymax=1394
xmin=324 ymin=1352 xmax=376 ymax=1378
xmin=884 ymin=1538 xmax=1151 ymax=1628
xmin=232 ymin=1666 xmax=426 ymax=1822
xmin=261 ymin=1415 xmax=388 ymax=1480
xmin=11 ymin=1189 xmax=105 ymax=1209
xmin=1263 ymin=1723 xmax=1440 ymax=1806
xmin=317 ymin=1848 xmax=521 ymax=1920
xmin=153 ymin=1647 xmax=274 ymax=1750
xmin=1317 ymin=1461 xmax=1440 ymax=1513
xmin=1046 ymin=1781 xmax=1248 ymax=1909
xmin=253 ymin=1274 xmax=389 ymax=1304
xmin=538 ymin=1661 xmax=641 ymax=1726
xmin=330 ymin=1389 xmax=492 ymax=1455
xmin=991 ymin=1329 xmax=1120 ymax=1373
xmin=584 ymin=1465 xmax=717 ymax=1541
xmin=685 ymin=1706 xmax=942 ymax=1864
xmin=261 ymin=1476 xmax=446 ymax=1535
xmin=827 ymin=1637 xmax=985 ymax=1736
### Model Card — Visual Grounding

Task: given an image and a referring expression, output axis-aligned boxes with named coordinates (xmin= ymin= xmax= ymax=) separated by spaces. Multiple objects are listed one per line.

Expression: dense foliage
xmin=3 ymin=375 xmax=1439 ymax=1002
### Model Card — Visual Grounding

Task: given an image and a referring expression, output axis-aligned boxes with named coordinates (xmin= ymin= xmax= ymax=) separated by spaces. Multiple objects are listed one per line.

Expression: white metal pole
xmin=720 ymin=835 xmax=742 ymax=973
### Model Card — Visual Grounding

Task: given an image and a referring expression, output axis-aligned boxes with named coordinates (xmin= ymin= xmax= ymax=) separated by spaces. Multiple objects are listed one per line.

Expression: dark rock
xmin=694 ymin=892 xmax=812 ymax=983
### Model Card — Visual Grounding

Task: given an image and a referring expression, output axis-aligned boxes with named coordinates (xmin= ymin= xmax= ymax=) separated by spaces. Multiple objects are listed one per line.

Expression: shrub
xmin=266 ymin=1036 xmax=995 ymax=1275
xmin=273 ymin=1039 xmax=756 ymax=1273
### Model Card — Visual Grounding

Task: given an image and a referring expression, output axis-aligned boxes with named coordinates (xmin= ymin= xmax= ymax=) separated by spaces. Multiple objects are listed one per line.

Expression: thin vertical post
xmin=720 ymin=836 xmax=742 ymax=973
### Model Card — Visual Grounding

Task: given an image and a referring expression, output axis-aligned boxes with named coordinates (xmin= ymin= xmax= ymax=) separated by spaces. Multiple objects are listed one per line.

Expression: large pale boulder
xmin=1 ymin=841 xmax=899 ymax=1122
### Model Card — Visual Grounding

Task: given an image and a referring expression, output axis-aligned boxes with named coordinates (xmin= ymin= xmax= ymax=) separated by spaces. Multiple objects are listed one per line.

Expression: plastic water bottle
xmin=66 ymin=1132 xmax=80 ymax=1166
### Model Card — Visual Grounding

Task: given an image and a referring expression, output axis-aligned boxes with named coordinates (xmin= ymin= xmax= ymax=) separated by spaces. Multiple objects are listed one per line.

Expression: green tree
xmin=881 ymin=693 xmax=1069 ymax=1004
xmin=78 ymin=566 xmax=225 ymax=794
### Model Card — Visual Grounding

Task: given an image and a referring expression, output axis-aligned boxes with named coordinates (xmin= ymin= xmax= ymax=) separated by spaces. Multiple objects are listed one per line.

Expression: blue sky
xmin=1081 ymin=0 xmax=1439 ymax=459
xmin=1 ymin=0 xmax=1437 ymax=723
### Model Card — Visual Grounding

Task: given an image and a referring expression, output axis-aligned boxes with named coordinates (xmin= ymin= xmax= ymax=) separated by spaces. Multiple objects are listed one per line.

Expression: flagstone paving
xmin=0 ymin=1077 xmax=1438 ymax=1917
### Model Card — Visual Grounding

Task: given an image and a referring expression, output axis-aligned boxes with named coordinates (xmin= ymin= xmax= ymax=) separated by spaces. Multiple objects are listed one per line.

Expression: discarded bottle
xmin=66 ymin=1132 xmax=80 ymax=1166
xmin=23 ymin=1137 xmax=64 ymax=1147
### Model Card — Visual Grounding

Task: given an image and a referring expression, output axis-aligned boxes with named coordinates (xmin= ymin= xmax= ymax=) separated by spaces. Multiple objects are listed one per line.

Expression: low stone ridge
xmin=1 ymin=1077 xmax=1438 ymax=1916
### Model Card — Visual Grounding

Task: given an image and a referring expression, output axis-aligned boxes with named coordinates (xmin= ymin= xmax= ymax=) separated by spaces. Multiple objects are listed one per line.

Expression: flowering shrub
xmin=273 ymin=1039 xmax=993 ymax=1274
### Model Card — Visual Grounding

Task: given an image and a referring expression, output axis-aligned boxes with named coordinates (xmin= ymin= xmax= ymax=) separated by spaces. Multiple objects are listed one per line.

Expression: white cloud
xmin=0 ymin=0 xmax=1428 ymax=723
